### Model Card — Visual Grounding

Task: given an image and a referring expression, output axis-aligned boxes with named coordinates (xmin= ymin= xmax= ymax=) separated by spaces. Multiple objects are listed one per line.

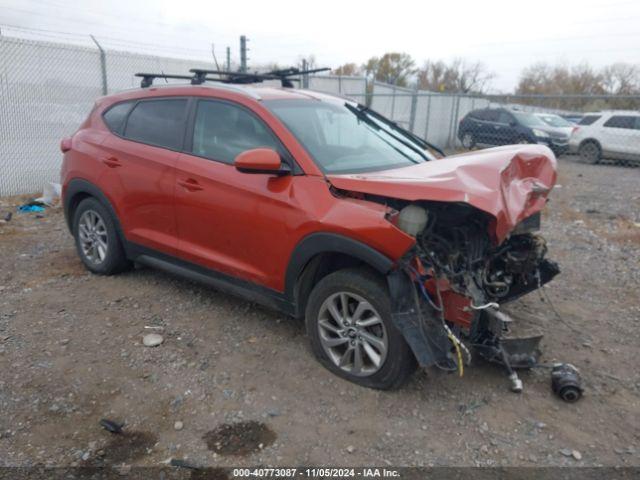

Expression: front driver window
xmin=192 ymin=100 xmax=281 ymax=164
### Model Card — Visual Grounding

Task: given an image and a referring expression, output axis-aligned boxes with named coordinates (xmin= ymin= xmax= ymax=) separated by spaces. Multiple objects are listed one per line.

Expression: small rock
xmin=534 ymin=422 xmax=547 ymax=429
xmin=346 ymin=445 xmax=355 ymax=453
xmin=479 ymin=422 xmax=489 ymax=432
xmin=81 ymin=451 xmax=90 ymax=461
xmin=143 ymin=333 xmax=164 ymax=347
xmin=174 ymin=421 xmax=183 ymax=431
xmin=266 ymin=409 xmax=281 ymax=418
xmin=572 ymin=450 xmax=582 ymax=460
xmin=560 ymin=448 xmax=573 ymax=457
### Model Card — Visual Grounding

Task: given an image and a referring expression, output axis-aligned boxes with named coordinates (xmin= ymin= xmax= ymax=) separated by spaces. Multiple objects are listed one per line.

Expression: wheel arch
xmin=64 ymin=179 xmax=125 ymax=243
xmin=579 ymin=137 xmax=602 ymax=150
xmin=285 ymin=233 xmax=396 ymax=318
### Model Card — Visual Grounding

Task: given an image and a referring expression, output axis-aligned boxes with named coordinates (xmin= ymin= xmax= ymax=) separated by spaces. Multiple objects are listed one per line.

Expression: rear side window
xmin=578 ymin=115 xmax=601 ymax=126
xmin=498 ymin=111 xmax=513 ymax=124
xmin=483 ymin=110 xmax=500 ymax=122
xmin=124 ymin=99 xmax=188 ymax=150
xmin=191 ymin=100 xmax=281 ymax=164
xmin=103 ymin=101 xmax=134 ymax=135
xmin=603 ymin=115 xmax=636 ymax=129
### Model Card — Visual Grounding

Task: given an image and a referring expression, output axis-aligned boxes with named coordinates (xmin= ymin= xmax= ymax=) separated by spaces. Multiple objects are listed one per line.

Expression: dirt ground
xmin=0 ymin=156 xmax=639 ymax=469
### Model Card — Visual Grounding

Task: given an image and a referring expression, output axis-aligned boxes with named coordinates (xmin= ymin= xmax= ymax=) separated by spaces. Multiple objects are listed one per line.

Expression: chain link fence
xmin=1 ymin=31 xmax=639 ymax=196
xmin=0 ymin=33 xmax=216 ymax=196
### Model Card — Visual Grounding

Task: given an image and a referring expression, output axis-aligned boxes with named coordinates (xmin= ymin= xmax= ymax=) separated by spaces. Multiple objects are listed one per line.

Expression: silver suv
xmin=569 ymin=111 xmax=640 ymax=165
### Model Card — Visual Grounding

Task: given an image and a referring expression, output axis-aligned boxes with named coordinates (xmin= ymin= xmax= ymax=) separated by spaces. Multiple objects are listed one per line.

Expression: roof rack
xmin=134 ymin=73 xmax=198 ymax=88
xmin=190 ymin=67 xmax=330 ymax=87
xmin=135 ymin=67 xmax=331 ymax=89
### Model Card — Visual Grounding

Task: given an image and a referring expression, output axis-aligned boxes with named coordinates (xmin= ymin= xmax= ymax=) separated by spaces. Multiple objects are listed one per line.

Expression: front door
xmin=174 ymin=98 xmax=301 ymax=290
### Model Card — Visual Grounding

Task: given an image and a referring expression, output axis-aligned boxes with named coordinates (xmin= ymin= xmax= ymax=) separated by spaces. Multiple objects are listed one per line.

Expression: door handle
xmin=177 ymin=178 xmax=203 ymax=192
xmin=102 ymin=156 xmax=122 ymax=168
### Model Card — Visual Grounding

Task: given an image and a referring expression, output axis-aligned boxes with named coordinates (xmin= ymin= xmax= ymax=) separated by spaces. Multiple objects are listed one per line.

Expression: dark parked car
xmin=458 ymin=108 xmax=570 ymax=155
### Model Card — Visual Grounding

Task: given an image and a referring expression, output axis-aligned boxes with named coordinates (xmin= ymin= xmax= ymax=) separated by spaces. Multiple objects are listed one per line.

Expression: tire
xmin=305 ymin=267 xmax=417 ymax=390
xmin=579 ymin=141 xmax=601 ymax=164
xmin=461 ymin=132 xmax=475 ymax=149
xmin=72 ymin=197 xmax=131 ymax=275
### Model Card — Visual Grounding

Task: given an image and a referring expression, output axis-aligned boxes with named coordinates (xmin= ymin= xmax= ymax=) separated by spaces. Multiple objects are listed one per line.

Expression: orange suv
xmin=61 ymin=70 xmax=559 ymax=390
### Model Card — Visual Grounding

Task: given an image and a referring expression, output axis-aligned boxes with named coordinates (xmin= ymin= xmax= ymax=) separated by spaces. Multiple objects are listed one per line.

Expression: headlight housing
xmin=533 ymin=129 xmax=549 ymax=138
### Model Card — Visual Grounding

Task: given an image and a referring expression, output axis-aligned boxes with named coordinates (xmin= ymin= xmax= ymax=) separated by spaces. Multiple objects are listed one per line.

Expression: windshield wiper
xmin=359 ymin=105 xmax=446 ymax=157
xmin=344 ymin=103 xmax=423 ymax=164
xmin=345 ymin=103 xmax=431 ymax=163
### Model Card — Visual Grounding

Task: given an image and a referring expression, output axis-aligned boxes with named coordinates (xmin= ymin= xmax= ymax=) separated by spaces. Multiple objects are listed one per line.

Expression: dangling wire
xmin=409 ymin=263 xmax=471 ymax=376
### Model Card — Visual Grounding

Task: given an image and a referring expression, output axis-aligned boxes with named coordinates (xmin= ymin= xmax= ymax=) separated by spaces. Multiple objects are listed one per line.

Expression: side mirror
xmin=234 ymin=148 xmax=290 ymax=176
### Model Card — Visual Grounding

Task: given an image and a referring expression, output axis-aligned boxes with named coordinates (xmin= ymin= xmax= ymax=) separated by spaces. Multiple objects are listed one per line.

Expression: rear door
xmin=481 ymin=109 xmax=504 ymax=145
xmin=99 ymin=98 xmax=188 ymax=255
xmin=601 ymin=115 xmax=639 ymax=159
xmin=174 ymin=98 xmax=301 ymax=289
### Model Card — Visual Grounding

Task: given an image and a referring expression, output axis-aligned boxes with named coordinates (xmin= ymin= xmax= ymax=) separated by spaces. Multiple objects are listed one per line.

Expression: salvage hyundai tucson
xmin=60 ymin=69 xmax=559 ymax=391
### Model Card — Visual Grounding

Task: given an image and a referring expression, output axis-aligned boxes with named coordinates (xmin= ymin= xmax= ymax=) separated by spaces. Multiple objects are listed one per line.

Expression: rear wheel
xmin=73 ymin=198 xmax=131 ymax=275
xmin=579 ymin=141 xmax=601 ymax=164
xmin=305 ymin=268 xmax=417 ymax=390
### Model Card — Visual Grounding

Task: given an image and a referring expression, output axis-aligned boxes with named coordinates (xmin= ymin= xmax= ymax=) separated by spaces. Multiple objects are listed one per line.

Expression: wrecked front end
xmin=330 ymin=145 xmax=561 ymax=391
xmin=386 ymin=201 xmax=559 ymax=388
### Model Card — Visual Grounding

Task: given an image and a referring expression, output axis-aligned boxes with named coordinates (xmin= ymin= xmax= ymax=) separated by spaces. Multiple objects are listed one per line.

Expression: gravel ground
xmin=0 ymin=156 xmax=639 ymax=468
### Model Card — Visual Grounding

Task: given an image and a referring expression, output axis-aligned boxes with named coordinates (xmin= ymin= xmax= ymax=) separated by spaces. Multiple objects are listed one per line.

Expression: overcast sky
xmin=1 ymin=0 xmax=639 ymax=91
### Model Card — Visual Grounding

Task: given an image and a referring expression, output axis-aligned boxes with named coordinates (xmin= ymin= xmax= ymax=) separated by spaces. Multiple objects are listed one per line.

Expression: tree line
xmin=330 ymin=53 xmax=640 ymax=109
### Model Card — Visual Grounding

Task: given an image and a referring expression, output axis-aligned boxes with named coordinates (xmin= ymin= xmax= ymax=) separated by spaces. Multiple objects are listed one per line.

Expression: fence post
xmin=408 ymin=86 xmax=418 ymax=133
xmin=390 ymin=85 xmax=396 ymax=121
xmin=90 ymin=35 xmax=108 ymax=95
xmin=423 ymin=94 xmax=432 ymax=141
xmin=447 ymin=95 xmax=461 ymax=149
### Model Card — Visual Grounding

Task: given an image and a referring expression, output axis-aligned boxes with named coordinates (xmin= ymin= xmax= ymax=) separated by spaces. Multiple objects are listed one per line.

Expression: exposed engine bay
xmin=385 ymin=200 xmax=561 ymax=392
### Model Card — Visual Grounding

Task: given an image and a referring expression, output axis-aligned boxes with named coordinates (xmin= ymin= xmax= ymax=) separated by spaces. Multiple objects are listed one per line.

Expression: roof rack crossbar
xmin=135 ymin=73 xmax=196 ymax=88
xmin=189 ymin=67 xmax=330 ymax=87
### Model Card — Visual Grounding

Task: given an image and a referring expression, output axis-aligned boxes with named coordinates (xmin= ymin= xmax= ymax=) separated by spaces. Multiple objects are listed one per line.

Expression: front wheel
xmin=461 ymin=132 xmax=475 ymax=149
xmin=305 ymin=268 xmax=417 ymax=390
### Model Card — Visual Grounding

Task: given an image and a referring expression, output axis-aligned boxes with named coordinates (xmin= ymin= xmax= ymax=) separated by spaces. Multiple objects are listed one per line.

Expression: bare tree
xmin=362 ymin=52 xmax=416 ymax=87
xmin=602 ymin=62 xmax=640 ymax=95
xmin=417 ymin=59 xmax=494 ymax=93
xmin=332 ymin=63 xmax=361 ymax=76
xmin=516 ymin=62 xmax=604 ymax=95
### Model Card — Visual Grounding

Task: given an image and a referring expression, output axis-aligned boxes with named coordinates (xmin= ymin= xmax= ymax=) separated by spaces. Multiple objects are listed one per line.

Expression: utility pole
xmin=226 ymin=46 xmax=231 ymax=71
xmin=240 ymin=35 xmax=248 ymax=72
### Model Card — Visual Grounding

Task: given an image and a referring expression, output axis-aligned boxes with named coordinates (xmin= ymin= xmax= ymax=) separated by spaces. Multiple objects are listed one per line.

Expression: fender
xmin=284 ymin=232 xmax=395 ymax=304
xmin=63 ymin=178 xmax=125 ymax=243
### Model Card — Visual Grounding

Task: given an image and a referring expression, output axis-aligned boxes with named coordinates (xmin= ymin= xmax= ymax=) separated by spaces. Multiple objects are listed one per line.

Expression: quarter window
xmin=191 ymin=100 xmax=281 ymax=164
xmin=103 ymin=101 xmax=134 ymax=135
xmin=578 ymin=115 xmax=601 ymax=126
xmin=124 ymin=99 xmax=188 ymax=150
xmin=603 ymin=115 xmax=636 ymax=130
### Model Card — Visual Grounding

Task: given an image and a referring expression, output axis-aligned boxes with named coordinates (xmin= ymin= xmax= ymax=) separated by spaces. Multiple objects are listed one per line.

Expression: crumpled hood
xmin=327 ymin=144 xmax=557 ymax=242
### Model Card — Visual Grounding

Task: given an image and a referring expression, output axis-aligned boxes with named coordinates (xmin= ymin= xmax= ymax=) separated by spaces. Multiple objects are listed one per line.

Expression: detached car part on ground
xmin=60 ymin=80 xmax=569 ymax=396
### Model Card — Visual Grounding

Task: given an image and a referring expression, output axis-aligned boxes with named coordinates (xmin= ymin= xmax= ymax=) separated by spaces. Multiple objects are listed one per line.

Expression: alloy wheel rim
xmin=78 ymin=210 xmax=108 ymax=264
xmin=582 ymin=144 xmax=598 ymax=162
xmin=317 ymin=292 xmax=388 ymax=377
xmin=462 ymin=133 xmax=473 ymax=148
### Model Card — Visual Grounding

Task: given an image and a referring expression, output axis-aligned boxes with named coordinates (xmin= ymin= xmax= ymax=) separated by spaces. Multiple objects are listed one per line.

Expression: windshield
xmin=513 ymin=112 xmax=547 ymax=128
xmin=264 ymin=99 xmax=435 ymax=174
xmin=537 ymin=114 xmax=572 ymax=128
